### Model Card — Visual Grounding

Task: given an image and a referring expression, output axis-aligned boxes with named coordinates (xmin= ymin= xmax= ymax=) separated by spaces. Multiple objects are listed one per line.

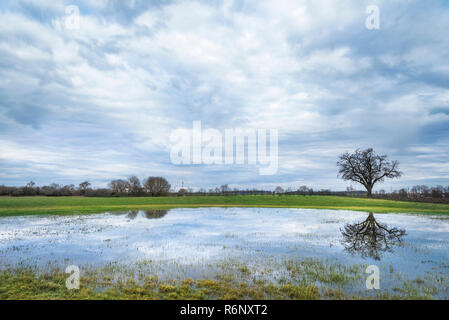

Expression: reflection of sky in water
xmin=0 ymin=208 xmax=448 ymax=288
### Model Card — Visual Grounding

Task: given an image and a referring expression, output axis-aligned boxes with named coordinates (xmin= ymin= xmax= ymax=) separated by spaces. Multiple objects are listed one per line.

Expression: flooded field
xmin=0 ymin=208 xmax=448 ymax=299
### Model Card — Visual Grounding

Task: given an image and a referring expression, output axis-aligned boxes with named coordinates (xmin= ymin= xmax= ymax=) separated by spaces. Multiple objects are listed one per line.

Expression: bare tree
xmin=297 ymin=185 xmax=308 ymax=196
xmin=127 ymin=176 xmax=142 ymax=195
xmin=341 ymin=212 xmax=406 ymax=260
xmin=274 ymin=186 xmax=284 ymax=195
xmin=26 ymin=181 xmax=36 ymax=188
xmin=220 ymin=184 xmax=229 ymax=194
xmin=337 ymin=148 xmax=401 ymax=196
xmin=78 ymin=181 xmax=91 ymax=194
xmin=144 ymin=177 xmax=171 ymax=196
xmin=109 ymin=179 xmax=130 ymax=194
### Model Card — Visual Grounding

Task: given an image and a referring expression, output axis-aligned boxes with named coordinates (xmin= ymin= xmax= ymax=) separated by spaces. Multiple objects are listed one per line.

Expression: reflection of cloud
xmin=0 ymin=207 xmax=447 ymax=271
xmin=1 ymin=1 xmax=449 ymax=189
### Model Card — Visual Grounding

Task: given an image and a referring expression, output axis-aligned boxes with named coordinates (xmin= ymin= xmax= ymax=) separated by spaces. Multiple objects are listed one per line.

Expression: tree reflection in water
xmin=126 ymin=210 xmax=168 ymax=220
xmin=340 ymin=212 xmax=406 ymax=260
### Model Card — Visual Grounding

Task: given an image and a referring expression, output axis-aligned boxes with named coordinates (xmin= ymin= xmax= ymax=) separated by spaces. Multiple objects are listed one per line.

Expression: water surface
xmin=0 ymin=208 xmax=448 ymax=297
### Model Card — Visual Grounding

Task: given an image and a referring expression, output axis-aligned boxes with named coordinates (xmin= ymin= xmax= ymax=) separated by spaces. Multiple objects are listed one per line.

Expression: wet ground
xmin=0 ymin=208 xmax=448 ymax=298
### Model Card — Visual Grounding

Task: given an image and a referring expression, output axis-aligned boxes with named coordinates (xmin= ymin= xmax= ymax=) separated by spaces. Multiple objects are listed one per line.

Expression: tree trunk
xmin=366 ymin=186 xmax=373 ymax=197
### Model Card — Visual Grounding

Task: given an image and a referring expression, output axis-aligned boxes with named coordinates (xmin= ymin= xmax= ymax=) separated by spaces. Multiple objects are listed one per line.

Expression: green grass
xmin=0 ymin=269 xmax=324 ymax=300
xmin=1 ymin=258 xmax=445 ymax=300
xmin=0 ymin=195 xmax=449 ymax=216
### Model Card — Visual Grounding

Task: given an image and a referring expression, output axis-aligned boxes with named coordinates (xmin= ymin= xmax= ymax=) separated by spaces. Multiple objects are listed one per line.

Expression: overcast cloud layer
xmin=1 ymin=0 xmax=449 ymax=191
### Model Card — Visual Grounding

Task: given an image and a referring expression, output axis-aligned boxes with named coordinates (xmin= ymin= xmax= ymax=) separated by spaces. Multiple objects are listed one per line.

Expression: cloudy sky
xmin=1 ymin=0 xmax=449 ymax=191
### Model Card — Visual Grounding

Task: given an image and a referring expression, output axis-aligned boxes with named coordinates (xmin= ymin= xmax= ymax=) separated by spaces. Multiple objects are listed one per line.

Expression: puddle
xmin=0 ymin=208 xmax=448 ymax=297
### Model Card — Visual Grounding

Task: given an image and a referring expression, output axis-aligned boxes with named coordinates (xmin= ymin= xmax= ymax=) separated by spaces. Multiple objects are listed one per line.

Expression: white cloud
xmin=0 ymin=0 xmax=448 ymax=189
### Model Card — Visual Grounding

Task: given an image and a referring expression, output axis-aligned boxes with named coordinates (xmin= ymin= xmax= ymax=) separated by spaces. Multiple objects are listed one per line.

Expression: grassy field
xmin=2 ymin=257 xmax=446 ymax=299
xmin=1 ymin=195 xmax=449 ymax=216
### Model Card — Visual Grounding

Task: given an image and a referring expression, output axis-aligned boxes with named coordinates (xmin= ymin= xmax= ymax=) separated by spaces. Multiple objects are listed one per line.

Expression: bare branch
xmin=337 ymin=148 xmax=402 ymax=196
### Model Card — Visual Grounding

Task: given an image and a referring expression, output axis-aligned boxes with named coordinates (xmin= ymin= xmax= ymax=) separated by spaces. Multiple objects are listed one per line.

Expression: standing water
xmin=0 ymin=208 xmax=448 ymax=298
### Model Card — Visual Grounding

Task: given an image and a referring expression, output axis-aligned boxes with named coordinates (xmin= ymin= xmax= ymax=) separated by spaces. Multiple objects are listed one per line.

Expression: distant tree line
xmin=172 ymin=184 xmax=364 ymax=197
xmin=371 ymin=185 xmax=449 ymax=204
xmin=108 ymin=176 xmax=171 ymax=196
xmin=174 ymin=184 xmax=449 ymax=204
xmin=0 ymin=176 xmax=171 ymax=197
xmin=2 ymin=179 xmax=449 ymax=205
xmin=3 ymin=147 xmax=446 ymax=203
